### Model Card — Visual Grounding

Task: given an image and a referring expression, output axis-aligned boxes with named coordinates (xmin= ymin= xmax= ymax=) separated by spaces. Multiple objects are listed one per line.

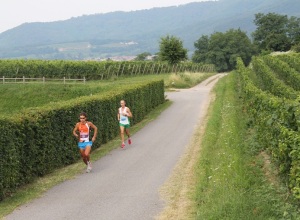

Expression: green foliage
xmin=236 ymin=56 xmax=300 ymax=200
xmin=194 ymin=72 xmax=300 ymax=219
xmin=291 ymin=43 xmax=300 ymax=53
xmin=192 ymin=35 xmax=210 ymax=63
xmin=251 ymin=56 xmax=298 ymax=99
xmin=0 ymin=59 xmax=214 ymax=80
xmin=252 ymin=13 xmax=300 ymax=52
xmin=0 ymin=80 xmax=165 ymax=201
xmin=158 ymin=35 xmax=188 ymax=65
xmin=134 ymin=52 xmax=152 ymax=61
xmin=287 ymin=16 xmax=300 ymax=45
xmin=262 ymin=54 xmax=300 ymax=91
xmin=192 ymin=29 xmax=255 ymax=72
xmin=276 ymin=53 xmax=300 ymax=72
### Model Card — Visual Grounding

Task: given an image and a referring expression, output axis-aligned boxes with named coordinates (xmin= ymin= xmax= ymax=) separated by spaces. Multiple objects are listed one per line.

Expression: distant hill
xmin=0 ymin=0 xmax=299 ymax=60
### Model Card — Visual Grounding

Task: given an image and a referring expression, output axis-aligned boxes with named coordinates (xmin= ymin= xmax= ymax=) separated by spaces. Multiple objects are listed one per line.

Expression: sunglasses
xmin=79 ymin=117 xmax=86 ymax=119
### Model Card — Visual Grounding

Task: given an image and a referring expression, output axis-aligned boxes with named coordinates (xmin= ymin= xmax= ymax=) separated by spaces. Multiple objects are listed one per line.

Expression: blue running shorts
xmin=78 ymin=141 xmax=93 ymax=149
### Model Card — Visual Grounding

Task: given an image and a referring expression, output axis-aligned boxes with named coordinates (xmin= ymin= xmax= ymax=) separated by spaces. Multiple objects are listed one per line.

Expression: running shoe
xmin=86 ymin=161 xmax=92 ymax=173
xmin=121 ymin=143 xmax=125 ymax=148
xmin=128 ymin=138 xmax=132 ymax=145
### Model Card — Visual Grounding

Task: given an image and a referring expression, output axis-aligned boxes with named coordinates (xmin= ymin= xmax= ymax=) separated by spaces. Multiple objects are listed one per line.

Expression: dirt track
xmin=5 ymin=74 xmax=225 ymax=220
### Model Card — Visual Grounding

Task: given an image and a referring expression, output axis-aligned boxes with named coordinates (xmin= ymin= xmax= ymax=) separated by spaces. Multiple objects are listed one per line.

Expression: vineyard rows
xmin=237 ymin=53 xmax=300 ymax=199
xmin=0 ymin=60 xmax=216 ymax=80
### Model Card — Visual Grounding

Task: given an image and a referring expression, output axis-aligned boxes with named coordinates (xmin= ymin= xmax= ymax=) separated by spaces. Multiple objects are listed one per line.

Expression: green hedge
xmin=0 ymin=79 xmax=165 ymax=201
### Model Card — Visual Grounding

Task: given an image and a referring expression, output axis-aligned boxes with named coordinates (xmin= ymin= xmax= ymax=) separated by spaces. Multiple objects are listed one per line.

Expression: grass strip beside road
xmin=194 ymin=73 xmax=300 ymax=219
xmin=158 ymin=72 xmax=300 ymax=219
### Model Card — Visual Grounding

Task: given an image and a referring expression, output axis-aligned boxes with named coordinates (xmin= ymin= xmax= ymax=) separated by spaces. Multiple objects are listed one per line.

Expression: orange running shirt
xmin=79 ymin=123 xmax=89 ymax=142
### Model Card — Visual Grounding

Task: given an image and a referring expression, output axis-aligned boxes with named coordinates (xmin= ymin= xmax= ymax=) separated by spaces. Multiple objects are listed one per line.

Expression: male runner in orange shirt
xmin=73 ymin=112 xmax=98 ymax=172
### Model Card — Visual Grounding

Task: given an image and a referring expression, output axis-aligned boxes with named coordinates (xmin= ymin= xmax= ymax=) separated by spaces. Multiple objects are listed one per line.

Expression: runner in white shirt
xmin=117 ymin=100 xmax=133 ymax=148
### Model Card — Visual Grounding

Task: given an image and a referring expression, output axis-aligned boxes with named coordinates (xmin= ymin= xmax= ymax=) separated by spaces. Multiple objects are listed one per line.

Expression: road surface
xmin=5 ymin=74 xmax=224 ymax=220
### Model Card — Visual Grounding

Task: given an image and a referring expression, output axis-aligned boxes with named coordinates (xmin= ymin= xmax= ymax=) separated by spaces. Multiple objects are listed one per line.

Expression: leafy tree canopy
xmin=192 ymin=29 xmax=255 ymax=72
xmin=252 ymin=13 xmax=300 ymax=52
xmin=134 ymin=52 xmax=152 ymax=61
xmin=158 ymin=35 xmax=188 ymax=65
xmin=192 ymin=35 xmax=210 ymax=64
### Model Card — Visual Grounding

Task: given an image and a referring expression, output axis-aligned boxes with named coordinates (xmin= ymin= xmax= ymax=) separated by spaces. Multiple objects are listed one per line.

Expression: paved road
xmin=5 ymin=74 xmax=224 ymax=220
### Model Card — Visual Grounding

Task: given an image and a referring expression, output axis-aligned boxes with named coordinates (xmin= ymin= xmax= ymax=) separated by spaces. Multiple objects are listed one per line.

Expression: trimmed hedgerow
xmin=0 ymin=79 xmax=164 ymax=201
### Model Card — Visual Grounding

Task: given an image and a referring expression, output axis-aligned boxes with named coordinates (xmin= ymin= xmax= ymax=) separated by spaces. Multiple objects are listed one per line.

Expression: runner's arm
xmin=89 ymin=122 xmax=98 ymax=142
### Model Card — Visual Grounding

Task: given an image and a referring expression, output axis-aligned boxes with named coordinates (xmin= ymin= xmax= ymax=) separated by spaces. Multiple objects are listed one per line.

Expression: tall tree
xmin=288 ymin=16 xmax=300 ymax=45
xmin=192 ymin=35 xmax=209 ymax=63
xmin=158 ymin=35 xmax=188 ymax=65
xmin=134 ymin=52 xmax=152 ymax=61
xmin=252 ymin=13 xmax=291 ymax=52
xmin=192 ymin=29 xmax=255 ymax=72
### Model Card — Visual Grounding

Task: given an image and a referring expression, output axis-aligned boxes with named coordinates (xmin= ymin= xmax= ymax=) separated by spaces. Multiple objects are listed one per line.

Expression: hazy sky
xmin=0 ymin=0 xmax=210 ymax=33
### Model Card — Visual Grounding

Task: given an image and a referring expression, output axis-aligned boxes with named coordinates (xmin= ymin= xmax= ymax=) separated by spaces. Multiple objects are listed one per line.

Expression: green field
xmin=0 ymin=73 xmax=213 ymax=116
xmin=0 ymin=75 xmax=160 ymax=115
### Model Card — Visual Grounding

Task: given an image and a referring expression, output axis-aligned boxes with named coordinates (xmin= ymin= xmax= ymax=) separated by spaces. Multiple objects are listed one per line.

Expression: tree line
xmin=142 ymin=13 xmax=300 ymax=72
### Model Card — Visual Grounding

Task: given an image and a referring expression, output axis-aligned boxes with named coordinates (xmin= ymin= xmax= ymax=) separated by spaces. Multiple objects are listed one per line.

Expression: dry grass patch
xmin=259 ymin=151 xmax=280 ymax=188
xmin=164 ymin=72 xmax=214 ymax=89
